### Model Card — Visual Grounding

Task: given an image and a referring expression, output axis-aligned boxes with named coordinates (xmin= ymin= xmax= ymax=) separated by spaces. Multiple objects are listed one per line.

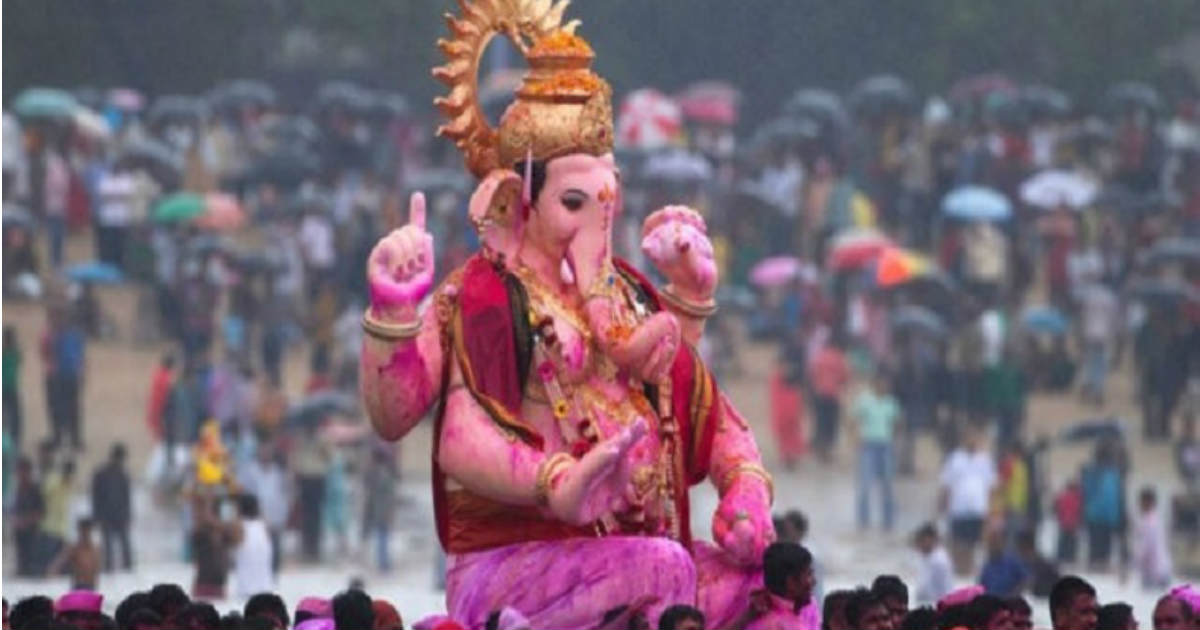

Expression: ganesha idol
xmin=360 ymin=1 xmax=776 ymax=627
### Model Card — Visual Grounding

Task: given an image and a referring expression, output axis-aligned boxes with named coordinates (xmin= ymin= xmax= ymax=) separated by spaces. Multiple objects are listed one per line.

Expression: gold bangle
xmin=535 ymin=452 xmax=576 ymax=507
xmin=660 ymin=287 xmax=717 ymax=318
xmin=362 ymin=309 xmax=422 ymax=341
xmin=722 ymin=462 xmax=774 ymax=503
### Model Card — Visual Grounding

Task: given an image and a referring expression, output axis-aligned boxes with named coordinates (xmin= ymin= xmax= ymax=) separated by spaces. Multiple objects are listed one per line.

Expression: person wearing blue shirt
xmin=979 ymin=530 xmax=1029 ymax=597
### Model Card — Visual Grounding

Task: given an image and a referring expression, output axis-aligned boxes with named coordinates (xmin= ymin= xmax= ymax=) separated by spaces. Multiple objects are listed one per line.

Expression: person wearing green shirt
xmin=3 ymin=325 xmax=22 ymax=448
xmin=854 ymin=372 xmax=900 ymax=531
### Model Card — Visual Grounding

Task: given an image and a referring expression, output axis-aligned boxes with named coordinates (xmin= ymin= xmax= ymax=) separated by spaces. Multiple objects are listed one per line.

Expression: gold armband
xmin=721 ymin=462 xmax=774 ymax=503
xmin=362 ymin=309 xmax=422 ymax=341
xmin=535 ymin=452 xmax=576 ymax=507
xmin=660 ymin=287 xmax=717 ymax=319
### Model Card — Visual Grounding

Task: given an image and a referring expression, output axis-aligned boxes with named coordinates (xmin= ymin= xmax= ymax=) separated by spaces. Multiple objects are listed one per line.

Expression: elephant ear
xmin=469 ymin=169 xmax=525 ymax=269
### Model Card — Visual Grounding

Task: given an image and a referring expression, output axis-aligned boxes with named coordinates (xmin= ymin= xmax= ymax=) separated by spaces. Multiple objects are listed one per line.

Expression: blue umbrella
xmin=942 ymin=186 xmax=1012 ymax=222
xmin=65 ymin=261 xmax=123 ymax=284
xmin=1021 ymin=306 xmax=1068 ymax=335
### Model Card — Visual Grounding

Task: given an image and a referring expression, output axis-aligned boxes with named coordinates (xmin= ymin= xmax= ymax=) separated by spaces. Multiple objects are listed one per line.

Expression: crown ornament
xmin=434 ymin=0 xmax=614 ymax=178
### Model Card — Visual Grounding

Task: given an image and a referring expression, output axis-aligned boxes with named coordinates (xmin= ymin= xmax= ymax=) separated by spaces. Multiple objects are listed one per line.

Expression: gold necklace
xmin=513 ymin=266 xmax=592 ymax=341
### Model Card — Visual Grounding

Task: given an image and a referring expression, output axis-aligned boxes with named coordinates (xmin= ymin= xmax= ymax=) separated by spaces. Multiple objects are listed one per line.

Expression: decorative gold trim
xmin=659 ymin=287 xmax=718 ymax=319
xmin=721 ymin=462 xmax=775 ymax=504
xmin=362 ymin=310 xmax=422 ymax=341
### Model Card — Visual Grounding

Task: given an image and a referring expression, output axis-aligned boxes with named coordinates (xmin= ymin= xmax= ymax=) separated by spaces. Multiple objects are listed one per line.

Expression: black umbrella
xmin=891 ymin=305 xmax=947 ymax=338
xmin=149 ymin=95 xmax=208 ymax=127
xmin=285 ymin=391 xmax=359 ymax=428
xmin=754 ymin=117 xmax=820 ymax=146
xmin=1142 ymin=237 xmax=1200 ymax=268
xmin=1127 ymin=278 xmax=1200 ymax=306
xmin=849 ymin=75 xmax=916 ymax=117
xmin=210 ymin=79 xmax=277 ymax=112
xmin=783 ymin=88 xmax=849 ymax=130
xmin=317 ymin=81 xmax=373 ymax=113
xmin=1105 ymin=82 xmax=1163 ymax=116
xmin=1059 ymin=417 xmax=1125 ymax=444
xmin=242 ymin=150 xmax=320 ymax=188
xmin=1020 ymin=85 xmax=1072 ymax=119
xmin=115 ymin=138 xmax=184 ymax=189
xmin=265 ymin=116 xmax=321 ymax=151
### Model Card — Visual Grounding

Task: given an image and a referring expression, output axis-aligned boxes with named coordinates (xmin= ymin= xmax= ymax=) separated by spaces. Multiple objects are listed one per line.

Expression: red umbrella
xmin=676 ymin=81 xmax=740 ymax=126
xmin=194 ymin=193 xmax=246 ymax=231
xmin=827 ymin=228 xmax=893 ymax=271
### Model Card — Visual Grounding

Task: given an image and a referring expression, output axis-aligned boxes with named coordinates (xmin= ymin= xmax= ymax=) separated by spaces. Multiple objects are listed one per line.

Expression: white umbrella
xmin=642 ymin=149 xmax=712 ymax=183
xmin=617 ymin=89 xmax=682 ymax=151
xmin=72 ymin=107 xmax=112 ymax=141
xmin=1020 ymin=170 xmax=1100 ymax=210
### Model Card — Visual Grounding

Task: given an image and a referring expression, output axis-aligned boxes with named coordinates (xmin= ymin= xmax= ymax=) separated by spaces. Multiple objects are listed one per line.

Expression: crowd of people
xmin=2 ymin=68 xmax=1200 ymax=629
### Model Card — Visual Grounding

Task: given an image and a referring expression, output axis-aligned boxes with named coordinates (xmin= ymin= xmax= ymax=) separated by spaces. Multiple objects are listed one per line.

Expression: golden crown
xmin=433 ymin=0 xmax=614 ymax=178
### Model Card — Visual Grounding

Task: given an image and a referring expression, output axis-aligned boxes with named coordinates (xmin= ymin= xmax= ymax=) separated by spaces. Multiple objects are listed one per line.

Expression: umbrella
xmin=875 ymin=247 xmax=933 ymax=288
xmin=941 ymin=186 xmax=1012 ymax=222
xmin=749 ymin=256 xmax=816 ymax=288
xmin=286 ymin=391 xmax=358 ymax=428
xmin=827 ymin=228 xmax=894 ymax=271
xmin=1059 ymin=417 xmax=1125 ymax=444
xmin=12 ymin=88 xmax=78 ymax=120
xmin=1021 ymin=85 xmax=1072 ymax=118
xmin=675 ymin=81 xmax=740 ymax=126
xmin=642 ymin=150 xmax=712 ymax=183
xmin=754 ymin=117 xmax=820 ymax=145
xmin=71 ymin=107 xmax=111 ymax=141
xmin=783 ymin=88 xmax=848 ymax=130
xmin=1142 ymin=237 xmax=1200 ymax=268
xmin=849 ymin=75 xmax=916 ymax=117
xmin=1020 ymin=170 xmax=1100 ymax=210
xmin=1094 ymin=184 xmax=1166 ymax=218
xmin=949 ymin=74 xmax=1017 ymax=106
xmin=242 ymin=150 xmax=320 ymax=188
xmin=116 ymin=138 xmax=184 ymax=187
xmin=616 ymin=89 xmax=682 ymax=151
xmin=148 ymin=95 xmax=208 ymax=126
xmin=184 ymin=234 xmax=233 ymax=256
xmin=1105 ymin=82 xmax=1162 ymax=115
xmin=264 ymin=116 xmax=320 ymax=151
xmin=64 ymin=261 xmax=124 ymax=284
xmin=317 ymin=80 xmax=373 ymax=113
xmin=1021 ymin=306 xmax=1069 ymax=335
xmin=194 ymin=193 xmax=246 ymax=231
xmin=2 ymin=205 xmax=35 ymax=229
xmin=370 ymin=91 xmax=411 ymax=120
xmin=211 ymin=79 xmax=277 ymax=111
xmin=107 ymin=88 xmax=145 ymax=112
xmin=1127 ymin=278 xmax=1200 ymax=305
xmin=152 ymin=192 xmax=205 ymax=223
xmin=891 ymin=305 xmax=947 ymax=337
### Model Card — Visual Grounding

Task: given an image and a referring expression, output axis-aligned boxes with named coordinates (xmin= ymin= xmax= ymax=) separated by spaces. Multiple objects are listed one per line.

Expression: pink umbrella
xmin=749 ymin=256 xmax=815 ymax=288
xmin=108 ymin=88 xmax=145 ymax=112
xmin=676 ymin=81 xmax=740 ymax=126
xmin=617 ymin=89 xmax=682 ymax=150
xmin=827 ymin=228 xmax=894 ymax=271
xmin=194 ymin=193 xmax=246 ymax=231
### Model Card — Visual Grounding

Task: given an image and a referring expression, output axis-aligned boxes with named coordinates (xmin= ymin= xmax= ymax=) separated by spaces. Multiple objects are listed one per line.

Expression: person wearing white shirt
xmin=939 ymin=428 xmax=997 ymax=576
xmin=240 ymin=444 xmax=290 ymax=574
xmin=95 ymin=167 xmax=136 ymax=268
xmin=911 ymin=523 xmax=953 ymax=606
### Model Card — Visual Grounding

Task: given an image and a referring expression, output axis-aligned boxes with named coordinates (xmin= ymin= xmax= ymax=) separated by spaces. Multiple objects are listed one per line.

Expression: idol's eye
xmin=560 ymin=189 xmax=587 ymax=212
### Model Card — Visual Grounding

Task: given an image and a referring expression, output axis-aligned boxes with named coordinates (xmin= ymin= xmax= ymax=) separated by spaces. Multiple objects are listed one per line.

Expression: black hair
xmin=821 ymin=590 xmax=854 ymax=630
xmin=333 ymin=589 xmax=375 ymax=630
xmin=243 ymin=615 xmax=277 ymax=630
xmin=110 ymin=443 xmax=128 ymax=463
xmin=763 ymin=542 xmax=813 ymax=596
xmin=115 ymin=592 xmax=151 ymax=629
xmin=176 ymin=602 xmax=220 ymax=629
xmin=1140 ymin=486 xmax=1157 ymax=506
xmin=11 ymin=596 xmax=54 ymax=630
xmin=969 ymin=594 xmax=1009 ymax=629
xmin=485 ymin=610 xmax=503 ymax=630
xmin=238 ymin=493 xmax=261 ymax=519
xmin=148 ymin=583 xmax=190 ymax=621
xmin=219 ymin=612 xmax=245 ymax=630
xmin=786 ymin=510 xmax=809 ymax=538
xmin=658 ymin=604 xmax=705 ymax=630
xmin=844 ymin=588 xmax=884 ymax=629
xmin=127 ymin=608 xmax=163 ymax=630
xmin=1049 ymin=575 xmax=1096 ymax=624
xmin=244 ymin=592 xmax=288 ymax=628
xmin=1006 ymin=596 xmax=1033 ymax=617
xmin=899 ymin=607 xmax=938 ymax=630
xmin=513 ymin=160 xmax=548 ymax=205
xmin=913 ymin=522 xmax=939 ymax=543
xmin=871 ymin=574 xmax=909 ymax=605
xmin=97 ymin=614 xmax=118 ymax=630
xmin=1097 ymin=602 xmax=1134 ymax=630
xmin=936 ymin=604 xmax=973 ymax=630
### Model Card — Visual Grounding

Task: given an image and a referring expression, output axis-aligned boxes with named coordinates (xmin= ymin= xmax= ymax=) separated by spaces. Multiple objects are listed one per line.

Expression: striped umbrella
xmin=617 ymin=89 xmax=682 ymax=151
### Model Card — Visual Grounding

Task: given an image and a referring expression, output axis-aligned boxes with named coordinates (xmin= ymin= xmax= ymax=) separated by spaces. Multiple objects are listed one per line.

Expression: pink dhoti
xmin=446 ymin=537 xmax=760 ymax=629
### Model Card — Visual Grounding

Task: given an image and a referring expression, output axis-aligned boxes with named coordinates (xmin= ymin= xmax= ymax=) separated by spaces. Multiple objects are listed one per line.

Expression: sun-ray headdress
xmin=434 ymin=0 xmax=614 ymax=179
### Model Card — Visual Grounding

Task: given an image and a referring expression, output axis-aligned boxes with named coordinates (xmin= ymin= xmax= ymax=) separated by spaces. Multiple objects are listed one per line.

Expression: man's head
xmin=970 ymin=594 xmax=1013 ymax=630
xmin=1152 ymin=594 xmax=1194 ymax=630
xmin=238 ymin=493 xmax=261 ymax=520
xmin=822 ymin=590 xmax=854 ymax=630
xmin=912 ymin=523 xmax=939 ymax=555
xmin=127 ymin=608 xmax=163 ymax=630
xmin=1141 ymin=487 xmax=1158 ymax=513
xmin=844 ymin=589 xmax=892 ymax=630
xmin=114 ymin=592 xmax=151 ymax=629
xmin=870 ymin=575 xmax=908 ymax=629
xmin=1049 ymin=576 xmax=1098 ymax=630
xmin=1097 ymin=603 xmax=1136 ymax=630
xmin=898 ymin=607 xmax=937 ymax=630
xmin=76 ymin=518 xmax=94 ymax=543
xmin=763 ymin=542 xmax=815 ymax=604
xmin=175 ymin=602 xmax=219 ymax=630
xmin=1006 ymin=597 xmax=1033 ymax=630
xmin=147 ymin=583 xmax=189 ymax=624
xmin=332 ymin=589 xmax=374 ymax=630
xmin=787 ymin=511 xmax=809 ymax=542
xmin=11 ymin=596 xmax=53 ymax=630
xmin=657 ymin=604 xmax=704 ymax=630
xmin=243 ymin=593 xmax=288 ymax=630
xmin=110 ymin=443 xmax=127 ymax=466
